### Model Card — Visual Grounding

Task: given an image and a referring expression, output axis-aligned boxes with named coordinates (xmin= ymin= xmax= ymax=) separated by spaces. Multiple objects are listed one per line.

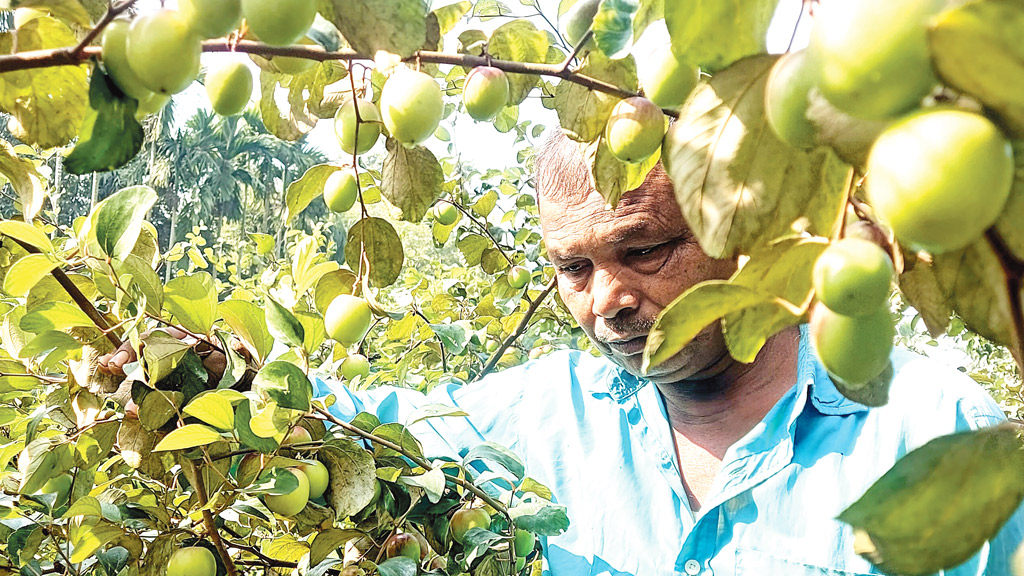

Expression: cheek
xmin=649 ymin=249 xmax=735 ymax=307
xmin=556 ymin=280 xmax=594 ymax=325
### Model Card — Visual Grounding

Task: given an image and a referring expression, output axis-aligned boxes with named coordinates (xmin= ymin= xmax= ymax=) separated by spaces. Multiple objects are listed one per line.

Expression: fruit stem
xmin=473 ymin=276 xmax=558 ymax=382
xmin=189 ymin=459 xmax=239 ymax=576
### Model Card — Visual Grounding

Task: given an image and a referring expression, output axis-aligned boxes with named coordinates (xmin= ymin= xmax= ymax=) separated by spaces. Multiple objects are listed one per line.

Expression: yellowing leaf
xmin=152 ymin=424 xmax=223 ymax=452
xmin=183 ymin=392 xmax=236 ymax=431
xmin=0 ymin=220 xmax=53 ymax=253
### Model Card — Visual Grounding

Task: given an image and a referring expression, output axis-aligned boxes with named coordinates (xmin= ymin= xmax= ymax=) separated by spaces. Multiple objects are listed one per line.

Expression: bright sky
xmin=140 ymin=0 xmax=813 ymax=170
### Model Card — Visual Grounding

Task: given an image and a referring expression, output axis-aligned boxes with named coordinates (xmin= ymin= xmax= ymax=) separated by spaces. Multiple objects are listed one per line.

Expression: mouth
xmin=604 ymin=335 xmax=648 ymax=357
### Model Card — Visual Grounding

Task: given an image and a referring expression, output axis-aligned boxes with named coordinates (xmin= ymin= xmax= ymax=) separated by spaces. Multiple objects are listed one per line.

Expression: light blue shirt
xmin=314 ymin=330 xmax=1024 ymax=576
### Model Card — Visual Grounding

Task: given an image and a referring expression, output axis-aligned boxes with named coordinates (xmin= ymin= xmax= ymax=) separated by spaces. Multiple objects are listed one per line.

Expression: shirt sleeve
xmin=896 ymin=353 xmax=1024 ymax=576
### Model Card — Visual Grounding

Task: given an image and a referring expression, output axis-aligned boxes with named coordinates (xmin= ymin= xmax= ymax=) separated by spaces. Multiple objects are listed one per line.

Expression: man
xmin=102 ymin=132 xmax=1024 ymax=575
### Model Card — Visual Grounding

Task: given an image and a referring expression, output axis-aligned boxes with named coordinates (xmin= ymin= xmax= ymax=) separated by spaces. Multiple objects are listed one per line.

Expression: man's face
xmin=539 ymin=169 xmax=736 ymax=384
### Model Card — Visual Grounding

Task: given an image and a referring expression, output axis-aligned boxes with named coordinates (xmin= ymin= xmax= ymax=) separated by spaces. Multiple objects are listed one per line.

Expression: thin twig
xmin=189 ymin=460 xmax=238 ymax=576
xmin=68 ymin=0 xmax=140 ymax=60
xmin=448 ymin=200 xmax=515 ymax=267
xmin=473 ymin=277 xmax=557 ymax=382
xmin=311 ymin=405 xmax=511 ymax=520
xmin=412 ymin=307 xmax=448 ymax=373
xmin=3 ymin=237 xmax=122 ymax=348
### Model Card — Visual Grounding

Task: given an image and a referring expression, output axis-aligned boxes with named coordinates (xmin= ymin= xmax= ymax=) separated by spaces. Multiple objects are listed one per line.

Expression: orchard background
xmin=0 ymin=0 xmax=1021 ymax=575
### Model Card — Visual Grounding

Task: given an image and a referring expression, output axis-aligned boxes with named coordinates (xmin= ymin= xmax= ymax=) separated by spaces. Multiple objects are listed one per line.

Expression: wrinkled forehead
xmin=533 ymin=130 xmax=675 ymax=208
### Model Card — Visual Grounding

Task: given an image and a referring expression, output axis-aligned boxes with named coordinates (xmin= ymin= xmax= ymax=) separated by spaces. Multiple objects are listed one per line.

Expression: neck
xmin=657 ymin=327 xmax=802 ymax=459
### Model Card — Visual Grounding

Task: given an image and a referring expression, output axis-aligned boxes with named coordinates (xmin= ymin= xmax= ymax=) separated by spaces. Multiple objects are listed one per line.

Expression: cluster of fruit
xmin=766 ymin=0 xmax=1015 ymax=253
xmin=380 ymin=507 xmax=536 ymax=573
xmin=92 ymin=0 xmax=319 ymax=119
xmin=762 ymin=0 xmax=1017 ymax=386
xmin=811 ymin=238 xmax=896 ymax=389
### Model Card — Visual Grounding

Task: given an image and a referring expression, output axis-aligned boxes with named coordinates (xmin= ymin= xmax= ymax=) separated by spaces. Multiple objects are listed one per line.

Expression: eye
xmin=557 ymin=260 xmax=591 ymax=279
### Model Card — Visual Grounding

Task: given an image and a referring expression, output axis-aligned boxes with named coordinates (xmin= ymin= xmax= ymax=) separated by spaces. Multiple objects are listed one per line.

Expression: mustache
xmin=594 ymin=316 xmax=656 ymax=343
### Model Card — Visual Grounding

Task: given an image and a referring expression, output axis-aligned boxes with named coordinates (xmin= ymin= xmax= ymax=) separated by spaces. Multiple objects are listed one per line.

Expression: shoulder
xmin=866 ymin=347 xmax=1007 ymax=448
xmin=467 ymin=348 xmax=618 ymax=397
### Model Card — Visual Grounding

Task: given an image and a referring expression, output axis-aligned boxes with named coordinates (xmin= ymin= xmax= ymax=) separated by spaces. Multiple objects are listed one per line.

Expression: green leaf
xmin=994 ymin=142 xmax=1024 ymax=260
xmin=153 ymin=424 xmax=223 ymax=452
xmin=114 ymin=254 xmax=164 ymax=316
xmin=291 ymin=235 xmax=340 ymax=296
xmin=319 ymin=0 xmax=429 ymax=58
xmin=15 ymin=0 xmax=93 ymax=26
xmin=3 ymin=253 xmax=59 ymax=297
xmin=20 ymin=301 xmax=94 ymax=333
xmin=285 ymin=163 xmax=341 ymax=223
xmin=0 ymin=16 xmax=88 ymax=148
xmin=345 ymin=217 xmax=405 ymax=287
xmin=371 ymin=422 xmax=424 ymax=460
xmin=428 ymin=323 xmax=469 ymax=355
xmin=380 ymin=139 xmax=445 ymax=223
xmin=68 ymin=519 xmax=125 ymax=563
xmin=433 ymin=1 xmax=473 ymax=35
xmin=266 ymin=297 xmax=305 ymax=348
xmin=464 ymin=441 xmax=526 ymax=480
xmin=554 ymin=51 xmax=637 ymax=143
xmin=183 ymin=392 xmax=237 ymax=431
xmin=164 ymin=272 xmax=218 ymax=335
xmin=585 ymin=134 xmax=660 ymax=207
xmin=73 ymin=420 xmax=118 ymax=469
xmin=0 ymin=141 xmax=46 ymax=221
xmin=723 ymin=237 xmax=829 ymax=362
xmin=644 ymin=281 xmax=769 ymax=371
xmin=219 ymin=299 xmax=274 ymax=363
xmin=253 ymin=361 xmax=313 ymax=412
xmin=64 ymin=68 xmax=144 ymax=174
xmin=62 ymin=496 xmax=104 ymax=519
xmin=138 ymin=390 xmax=182 ymax=431
xmin=665 ymin=0 xmax=778 ymax=73
xmin=377 ymin=557 xmax=418 ymax=576
xmin=839 ymin=427 xmax=1024 ymax=575
xmin=663 ymin=55 xmax=848 ymax=259
xmin=0 ymin=220 xmax=53 ymax=253
xmin=319 ymin=438 xmax=378 ymax=519
xmin=314 ymin=268 xmax=357 ymax=315
xmin=592 ymin=0 xmax=638 ymax=59
xmin=633 ymin=0 xmax=663 ymax=41
xmin=931 ymin=236 xmax=1018 ymax=352
xmin=18 ymin=329 xmax=81 ymax=365
xmin=310 ymin=528 xmax=364 ymax=566
xmin=248 ymin=232 xmax=276 ymax=256
xmin=91 ymin=185 xmax=159 ymax=262
xmin=235 ymin=399 xmax=280 ymax=453
xmin=140 ymin=330 xmax=191 ymax=385
xmin=929 ymin=0 xmax=1024 ymax=138
xmin=508 ymin=500 xmax=571 ymax=536
xmin=17 ymin=436 xmax=74 ymax=494
xmin=488 ymin=19 xmax=549 ymax=105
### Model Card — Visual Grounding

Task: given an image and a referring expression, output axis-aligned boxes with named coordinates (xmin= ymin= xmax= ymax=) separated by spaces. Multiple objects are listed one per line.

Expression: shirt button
xmin=684 ymin=559 xmax=701 ymax=575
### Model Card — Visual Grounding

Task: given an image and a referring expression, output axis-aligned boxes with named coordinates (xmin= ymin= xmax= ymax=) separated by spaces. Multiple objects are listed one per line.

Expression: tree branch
xmin=985 ymin=229 xmax=1024 ymax=371
xmin=68 ymin=0 xmax=140 ymax=60
xmin=3 ymin=237 xmax=122 ymax=348
xmin=473 ymin=276 xmax=557 ymax=382
xmin=0 ymin=41 xmax=679 ymax=117
xmin=189 ymin=460 xmax=238 ymax=576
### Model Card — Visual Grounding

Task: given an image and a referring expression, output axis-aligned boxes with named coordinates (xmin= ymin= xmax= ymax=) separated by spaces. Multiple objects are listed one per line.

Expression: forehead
xmin=538 ymin=169 xmax=688 ymax=255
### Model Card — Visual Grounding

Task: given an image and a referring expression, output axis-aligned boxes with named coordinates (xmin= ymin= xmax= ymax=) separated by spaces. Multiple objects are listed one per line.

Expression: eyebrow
xmin=547 ymin=218 xmax=680 ymax=262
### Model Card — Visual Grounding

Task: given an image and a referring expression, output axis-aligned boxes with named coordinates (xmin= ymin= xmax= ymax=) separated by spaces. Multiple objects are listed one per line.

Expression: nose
xmin=591 ymin=266 xmax=640 ymax=319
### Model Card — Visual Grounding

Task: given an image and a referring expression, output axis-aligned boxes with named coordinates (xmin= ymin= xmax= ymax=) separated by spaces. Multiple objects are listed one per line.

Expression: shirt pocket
xmin=736 ymin=548 xmax=881 ymax=576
